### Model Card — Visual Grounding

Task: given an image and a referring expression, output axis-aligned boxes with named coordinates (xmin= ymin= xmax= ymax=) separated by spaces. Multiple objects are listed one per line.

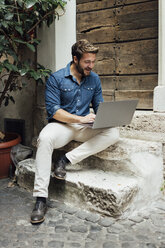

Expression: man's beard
xmin=76 ymin=61 xmax=90 ymax=77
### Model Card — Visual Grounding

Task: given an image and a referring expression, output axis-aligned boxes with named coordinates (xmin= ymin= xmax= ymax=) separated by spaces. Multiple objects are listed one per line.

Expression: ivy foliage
xmin=0 ymin=0 xmax=66 ymax=106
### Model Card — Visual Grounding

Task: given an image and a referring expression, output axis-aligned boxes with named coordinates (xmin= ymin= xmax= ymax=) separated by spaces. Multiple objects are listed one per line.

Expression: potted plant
xmin=0 ymin=131 xmax=21 ymax=178
xmin=0 ymin=0 xmax=66 ymax=178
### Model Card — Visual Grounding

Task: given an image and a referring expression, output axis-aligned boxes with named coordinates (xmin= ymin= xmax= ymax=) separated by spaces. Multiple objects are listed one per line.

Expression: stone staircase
xmin=16 ymin=111 xmax=165 ymax=217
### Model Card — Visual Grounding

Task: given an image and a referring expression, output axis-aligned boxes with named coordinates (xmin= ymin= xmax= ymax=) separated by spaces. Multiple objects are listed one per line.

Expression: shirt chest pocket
xmin=60 ymin=86 xmax=75 ymax=105
xmin=83 ymin=85 xmax=95 ymax=99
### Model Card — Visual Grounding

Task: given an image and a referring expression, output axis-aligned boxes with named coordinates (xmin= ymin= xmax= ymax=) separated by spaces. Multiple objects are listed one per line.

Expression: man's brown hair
xmin=71 ymin=39 xmax=99 ymax=61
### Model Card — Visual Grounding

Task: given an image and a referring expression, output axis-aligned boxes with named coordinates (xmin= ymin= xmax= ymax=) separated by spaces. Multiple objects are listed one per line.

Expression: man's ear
xmin=73 ymin=56 xmax=78 ymax=64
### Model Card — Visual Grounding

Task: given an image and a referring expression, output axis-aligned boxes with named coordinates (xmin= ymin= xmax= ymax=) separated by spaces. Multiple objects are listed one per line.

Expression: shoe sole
xmin=54 ymin=174 xmax=66 ymax=180
xmin=30 ymin=216 xmax=45 ymax=224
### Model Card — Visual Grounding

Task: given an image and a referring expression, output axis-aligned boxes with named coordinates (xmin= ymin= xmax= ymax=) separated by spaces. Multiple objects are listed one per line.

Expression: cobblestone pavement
xmin=0 ymin=178 xmax=165 ymax=248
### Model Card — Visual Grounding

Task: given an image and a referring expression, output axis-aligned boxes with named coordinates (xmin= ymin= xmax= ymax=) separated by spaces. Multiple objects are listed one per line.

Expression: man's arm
xmin=91 ymin=76 xmax=104 ymax=114
xmin=53 ymin=109 xmax=95 ymax=124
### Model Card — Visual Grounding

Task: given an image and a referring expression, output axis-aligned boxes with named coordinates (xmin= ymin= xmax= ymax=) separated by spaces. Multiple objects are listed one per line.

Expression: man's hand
xmin=53 ymin=109 xmax=96 ymax=124
xmin=79 ymin=113 xmax=96 ymax=124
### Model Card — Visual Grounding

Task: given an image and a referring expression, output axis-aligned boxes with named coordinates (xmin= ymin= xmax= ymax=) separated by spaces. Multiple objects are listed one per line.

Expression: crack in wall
xmin=81 ymin=25 xmax=113 ymax=34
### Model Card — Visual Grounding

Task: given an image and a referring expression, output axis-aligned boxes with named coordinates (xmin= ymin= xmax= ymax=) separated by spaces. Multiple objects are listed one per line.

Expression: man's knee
xmin=37 ymin=129 xmax=53 ymax=147
xmin=104 ymin=127 xmax=119 ymax=143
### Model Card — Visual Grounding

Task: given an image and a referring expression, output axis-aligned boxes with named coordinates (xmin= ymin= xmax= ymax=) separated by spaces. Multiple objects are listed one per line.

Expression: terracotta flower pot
xmin=0 ymin=133 xmax=21 ymax=179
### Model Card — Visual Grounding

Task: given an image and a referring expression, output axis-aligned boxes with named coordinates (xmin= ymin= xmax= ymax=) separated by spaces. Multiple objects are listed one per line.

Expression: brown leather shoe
xmin=30 ymin=201 xmax=47 ymax=224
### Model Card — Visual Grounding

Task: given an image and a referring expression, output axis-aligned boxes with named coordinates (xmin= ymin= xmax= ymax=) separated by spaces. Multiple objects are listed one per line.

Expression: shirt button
xmin=76 ymin=109 xmax=78 ymax=112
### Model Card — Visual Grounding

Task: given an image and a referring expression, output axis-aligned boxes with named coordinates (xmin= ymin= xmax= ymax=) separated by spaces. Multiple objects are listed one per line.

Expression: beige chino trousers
xmin=33 ymin=122 xmax=119 ymax=198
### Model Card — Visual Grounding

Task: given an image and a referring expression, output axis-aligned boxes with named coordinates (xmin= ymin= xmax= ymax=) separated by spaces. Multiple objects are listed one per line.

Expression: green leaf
xmin=3 ymin=60 xmax=18 ymax=72
xmin=6 ymin=50 xmax=18 ymax=61
xmin=41 ymin=3 xmax=47 ymax=11
xmin=10 ymin=64 xmax=18 ymax=72
xmin=32 ymin=39 xmax=40 ymax=45
xmin=5 ymin=13 xmax=14 ymax=20
xmin=26 ymin=43 xmax=35 ymax=52
xmin=0 ymin=44 xmax=4 ymax=51
xmin=13 ymin=38 xmax=26 ymax=44
xmin=30 ymin=70 xmax=40 ymax=80
xmin=1 ymin=21 xmax=8 ymax=28
xmin=17 ymin=0 xmax=23 ymax=7
xmin=25 ymin=0 xmax=37 ymax=9
xmin=0 ymin=35 xmax=5 ymax=42
xmin=15 ymin=26 xmax=23 ymax=36
xmin=19 ymin=68 xmax=28 ymax=76
xmin=39 ymin=69 xmax=51 ymax=77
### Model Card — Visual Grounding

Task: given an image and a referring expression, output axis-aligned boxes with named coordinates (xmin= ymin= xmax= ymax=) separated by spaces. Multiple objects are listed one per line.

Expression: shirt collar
xmin=64 ymin=62 xmax=72 ymax=78
xmin=64 ymin=61 xmax=90 ymax=84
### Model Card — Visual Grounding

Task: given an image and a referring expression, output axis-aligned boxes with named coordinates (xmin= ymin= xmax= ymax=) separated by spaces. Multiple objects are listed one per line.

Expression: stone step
xmin=57 ymin=138 xmax=162 ymax=176
xmin=16 ymin=137 xmax=164 ymax=217
xmin=119 ymin=111 xmax=165 ymax=171
xmin=120 ymin=111 xmax=165 ymax=143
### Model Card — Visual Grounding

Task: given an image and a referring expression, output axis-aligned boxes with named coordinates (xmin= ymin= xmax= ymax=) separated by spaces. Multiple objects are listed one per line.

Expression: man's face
xmin=74 ymin=53 xmax=96 ymax=77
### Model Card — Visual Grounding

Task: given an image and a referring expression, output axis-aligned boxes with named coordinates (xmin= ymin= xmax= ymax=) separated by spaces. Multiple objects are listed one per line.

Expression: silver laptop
xmin=84 ymin=99 xmax=138 ymax=129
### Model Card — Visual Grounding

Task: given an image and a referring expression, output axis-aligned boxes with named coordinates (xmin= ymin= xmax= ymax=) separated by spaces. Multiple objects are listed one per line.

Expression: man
xmin=31 ymin=39 xmax=119 ymax=224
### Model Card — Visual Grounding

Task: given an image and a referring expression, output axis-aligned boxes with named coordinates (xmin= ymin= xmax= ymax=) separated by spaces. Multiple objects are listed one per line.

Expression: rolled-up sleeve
xmin=91 ymin=76 xmax=104 ymax=114
xmin=45 ymin=75 xmax=61 ymax=119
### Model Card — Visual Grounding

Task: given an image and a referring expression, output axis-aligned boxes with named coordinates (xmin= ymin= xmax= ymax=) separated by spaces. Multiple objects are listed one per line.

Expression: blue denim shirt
xmin=45 ymin=62 xmax=104 ymax=120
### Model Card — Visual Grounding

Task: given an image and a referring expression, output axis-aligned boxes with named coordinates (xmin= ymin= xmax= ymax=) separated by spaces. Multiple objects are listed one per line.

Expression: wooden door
xmin=76 ymin=0 xmax=158 ymax=109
